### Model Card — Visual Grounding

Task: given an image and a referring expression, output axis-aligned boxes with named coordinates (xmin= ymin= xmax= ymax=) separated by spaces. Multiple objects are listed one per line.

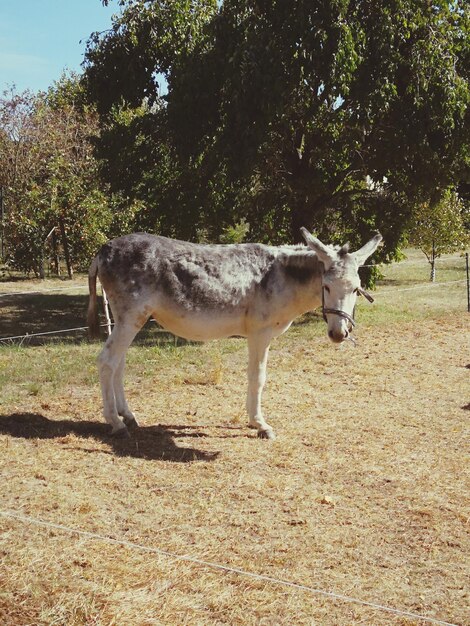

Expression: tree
xmin=0 ymin=88 xmax=53 ymax=276
xmin=0 ymin=78 xmax=140 ymax=276
xmin=407 ymin=190 xmax=470 ymax=281
xmin=84 ymin=0 xmax=470 ymax=255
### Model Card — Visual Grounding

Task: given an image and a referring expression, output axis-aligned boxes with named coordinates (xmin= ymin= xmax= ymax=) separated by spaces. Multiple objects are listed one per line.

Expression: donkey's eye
xmin=324 ymin=285 xmax=330 ymax=293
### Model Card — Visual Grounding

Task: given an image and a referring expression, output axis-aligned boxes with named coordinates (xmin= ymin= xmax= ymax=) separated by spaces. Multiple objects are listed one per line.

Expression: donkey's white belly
xmin=152 ymin=301 xmax=301 ymax=341
xmin=153 ymin=307 xmax=248 ymax=341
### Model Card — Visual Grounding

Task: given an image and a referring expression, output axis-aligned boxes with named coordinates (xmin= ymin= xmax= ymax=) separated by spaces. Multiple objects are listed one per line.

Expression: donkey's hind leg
xmin=97 ymin=319 xmax=141 ymax=435
xmin=114 ymin=354 xmax=139 ymax=428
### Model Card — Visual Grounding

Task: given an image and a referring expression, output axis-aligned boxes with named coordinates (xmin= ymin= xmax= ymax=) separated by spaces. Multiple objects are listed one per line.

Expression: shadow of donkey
xmin=0 ymin=413 xmax=219 ymax=463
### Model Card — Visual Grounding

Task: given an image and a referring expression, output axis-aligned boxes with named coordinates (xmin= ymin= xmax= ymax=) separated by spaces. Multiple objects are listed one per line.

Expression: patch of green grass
xmin=0 ymin=343 xmax=98 ymax=403
xmin=25 ymin=382 xmax=42 ymax=397
xmin=344 ymin=248 xmax=468 ymax=327
xmin=377 ymin=248 xmax=466 ymax=285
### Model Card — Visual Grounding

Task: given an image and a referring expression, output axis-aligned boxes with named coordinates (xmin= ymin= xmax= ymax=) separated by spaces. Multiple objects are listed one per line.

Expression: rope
xmin=0 ymin=325 xmax=89 ymax=342
xmin=0 ymin=510 xmax=457 ymax=626
xmin=0 ymin=320 xmax=167 ymax=343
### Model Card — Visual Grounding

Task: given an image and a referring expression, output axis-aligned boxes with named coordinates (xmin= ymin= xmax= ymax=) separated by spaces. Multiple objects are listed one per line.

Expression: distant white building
xmin=365 ymin=175 xmax=388 ymax=191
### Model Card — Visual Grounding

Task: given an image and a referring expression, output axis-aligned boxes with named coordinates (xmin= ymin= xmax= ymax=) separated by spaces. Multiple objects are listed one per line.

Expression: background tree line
xmin=1 ymin=0 xmax=469 ymax=279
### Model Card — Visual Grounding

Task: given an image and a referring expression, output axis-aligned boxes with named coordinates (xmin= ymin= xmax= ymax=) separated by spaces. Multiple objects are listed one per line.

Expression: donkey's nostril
xmin=328 ymin=329 xmax=344 ymax=343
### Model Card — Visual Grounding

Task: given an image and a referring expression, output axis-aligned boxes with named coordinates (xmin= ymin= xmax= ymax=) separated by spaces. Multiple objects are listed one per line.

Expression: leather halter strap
xmin=357 ymin=287 xmax=375 ymax=303
xmin=322 ymin=286 xmax=374 ymax=327
xmin=322 ymin=305 xmax=356 ymax=327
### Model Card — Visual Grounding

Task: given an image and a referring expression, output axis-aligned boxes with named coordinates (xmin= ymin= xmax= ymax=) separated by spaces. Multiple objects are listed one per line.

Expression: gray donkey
xmin=88 ymin=228 xmax=382 ymax=439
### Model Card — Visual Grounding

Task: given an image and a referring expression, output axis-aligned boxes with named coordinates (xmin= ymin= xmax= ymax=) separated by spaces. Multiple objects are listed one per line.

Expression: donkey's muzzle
xmin=328 ymin=328 xmax=350 ymax=343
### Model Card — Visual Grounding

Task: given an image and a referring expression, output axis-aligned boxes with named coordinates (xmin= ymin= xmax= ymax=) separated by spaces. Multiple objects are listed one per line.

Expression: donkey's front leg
xmin=246 ymin=331 xmax=275 ymax=440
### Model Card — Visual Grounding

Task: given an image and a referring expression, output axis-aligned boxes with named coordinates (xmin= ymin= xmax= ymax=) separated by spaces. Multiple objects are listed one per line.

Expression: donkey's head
xmin=301 ymin=227 xmax=382 ymax=343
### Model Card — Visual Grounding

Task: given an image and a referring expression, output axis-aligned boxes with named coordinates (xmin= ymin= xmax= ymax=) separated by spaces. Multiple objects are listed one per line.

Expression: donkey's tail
xmin=87 ymin=256 xmax=100 ymax=339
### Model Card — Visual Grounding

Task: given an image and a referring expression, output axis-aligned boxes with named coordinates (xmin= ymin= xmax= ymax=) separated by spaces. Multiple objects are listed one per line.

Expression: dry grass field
xmin=0 ymin=251 xmax=468 ymax=625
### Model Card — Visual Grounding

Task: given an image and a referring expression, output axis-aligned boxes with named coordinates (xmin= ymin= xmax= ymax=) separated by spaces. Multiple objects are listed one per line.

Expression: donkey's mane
xmin=280 ymin=241 xmax=351 ymax=263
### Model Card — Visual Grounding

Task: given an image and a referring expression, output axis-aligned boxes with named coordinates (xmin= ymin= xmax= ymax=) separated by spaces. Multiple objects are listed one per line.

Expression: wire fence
xmin=0 ymin=509 xmax=458 ymax=626
xmin=0 ymin=255 xmax=468 ymax=345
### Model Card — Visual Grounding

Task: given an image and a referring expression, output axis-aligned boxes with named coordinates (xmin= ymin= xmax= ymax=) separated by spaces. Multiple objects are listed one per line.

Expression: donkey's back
xmin=89 ymin=233 xmax=286 ymax=341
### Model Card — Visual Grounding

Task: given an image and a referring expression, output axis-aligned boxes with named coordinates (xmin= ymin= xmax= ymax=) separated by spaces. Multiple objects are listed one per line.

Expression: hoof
xmin=257 ymin=428 xmax=276 ymax=440
xmin=111 ymin=426 xmax=130 ymax=438
xmin=122 ymin=415 xmax=139 ymax=429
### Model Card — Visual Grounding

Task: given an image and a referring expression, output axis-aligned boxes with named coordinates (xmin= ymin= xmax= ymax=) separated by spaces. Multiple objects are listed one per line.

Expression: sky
xmin=0 ymin=0 xmax=118 ymax=94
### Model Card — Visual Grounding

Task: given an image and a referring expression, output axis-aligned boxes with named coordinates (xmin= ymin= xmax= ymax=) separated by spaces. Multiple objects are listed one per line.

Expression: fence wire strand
xmin=0 ymin=509 xmax=459 ymax=626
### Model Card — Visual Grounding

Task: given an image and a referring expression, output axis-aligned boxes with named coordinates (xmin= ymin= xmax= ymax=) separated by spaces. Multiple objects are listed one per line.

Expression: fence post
xmin=466 ymin=252 xmax=470 ymax=313
xmin=102 ymin=287 xmax=112 ymax=337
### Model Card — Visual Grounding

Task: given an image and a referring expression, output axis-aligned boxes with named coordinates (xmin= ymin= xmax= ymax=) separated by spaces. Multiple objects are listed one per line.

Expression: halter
xmin=322 ymin=286 xmax=374 ymax=328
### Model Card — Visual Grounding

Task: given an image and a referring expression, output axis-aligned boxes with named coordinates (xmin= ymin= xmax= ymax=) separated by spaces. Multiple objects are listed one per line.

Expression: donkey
xmin=87 ymin=227 xmax=382 ymax=439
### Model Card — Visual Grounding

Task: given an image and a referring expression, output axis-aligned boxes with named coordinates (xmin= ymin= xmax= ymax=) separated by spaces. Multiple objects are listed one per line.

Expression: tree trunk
xmin=38 ymin=254 xmax=45 ymax=279
xmin=290 ymin=194 xmax=328 ymax=243
xmin=287 ymin=145 xmax=315 ymax=242
xmin=430 ymin=239 xmax=436 ymax=282
xmin=59 ymin=216 xmax=73 ymax=279
xmin=52 ymin=229 xmax=60 ymax=276
xmin=291 ymin=201 xmax=311 ymax=243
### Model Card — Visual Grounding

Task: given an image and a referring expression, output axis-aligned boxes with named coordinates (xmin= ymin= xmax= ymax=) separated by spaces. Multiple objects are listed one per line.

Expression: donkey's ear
xmin=300 ymin=227 xmax=336 ymax=268
xmin=353 ymin=233 xmax=383 ymax=266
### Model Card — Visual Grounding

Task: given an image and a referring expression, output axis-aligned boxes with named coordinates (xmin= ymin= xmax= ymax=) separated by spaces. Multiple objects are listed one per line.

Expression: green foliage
xmin=85 ymin=0 xmax=217 ymax=114
xmin=83 ymin=0 xmax=469 ymax=264
xmin=407 ymin=190 xmax=470 ymax=263
xmin=45 ymin=71 xmax=89 ymax=111
xmin=0 ymin=78 xmax=142 ymax=275
xmin=219 ymin=218 xmax=250 ymax=244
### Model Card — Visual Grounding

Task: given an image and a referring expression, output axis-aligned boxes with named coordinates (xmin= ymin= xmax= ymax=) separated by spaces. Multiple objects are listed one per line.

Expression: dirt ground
xmin=0 ymin=312 xmax=468 ymax=625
